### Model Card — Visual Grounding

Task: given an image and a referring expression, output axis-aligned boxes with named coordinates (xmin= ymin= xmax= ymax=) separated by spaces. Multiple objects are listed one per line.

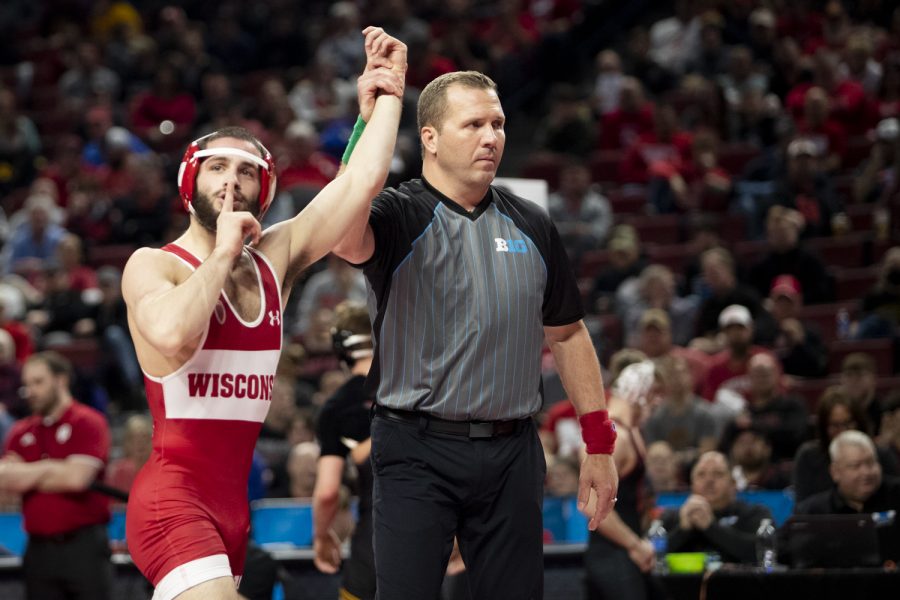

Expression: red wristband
xmin=580 ymin=410 xmax=617 ymax=454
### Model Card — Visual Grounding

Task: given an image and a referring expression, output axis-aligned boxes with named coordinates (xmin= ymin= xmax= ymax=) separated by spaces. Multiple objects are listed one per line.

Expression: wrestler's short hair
xmin=417 ymin=71 xmax=498 ymax=132
xmin=197 ymin=126 xmax=266 ymax=158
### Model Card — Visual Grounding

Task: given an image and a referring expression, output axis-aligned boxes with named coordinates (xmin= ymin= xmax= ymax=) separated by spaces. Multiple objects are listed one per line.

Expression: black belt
xmin=375 ymin=405 xmax=527 ymax=439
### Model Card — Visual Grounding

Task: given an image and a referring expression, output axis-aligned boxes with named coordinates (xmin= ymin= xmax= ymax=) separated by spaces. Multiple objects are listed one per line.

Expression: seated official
xmin=660 ymin=451 xmax=771 ymax=563
xmin=795 ymin=430 xmax=900 ymax=563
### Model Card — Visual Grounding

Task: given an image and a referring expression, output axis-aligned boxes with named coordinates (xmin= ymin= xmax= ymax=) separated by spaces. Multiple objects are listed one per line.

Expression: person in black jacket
xmin=749 ymin=206 xmax=832 ymax=305
xmin=660 ymin=451 xmax=771 ymax=563
xmin=795 ymin=430 xmax=900 ymax=563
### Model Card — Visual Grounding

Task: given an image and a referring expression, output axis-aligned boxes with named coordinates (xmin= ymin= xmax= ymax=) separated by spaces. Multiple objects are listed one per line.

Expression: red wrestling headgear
xmin=177 ymin=131 xmax=277 ymax=217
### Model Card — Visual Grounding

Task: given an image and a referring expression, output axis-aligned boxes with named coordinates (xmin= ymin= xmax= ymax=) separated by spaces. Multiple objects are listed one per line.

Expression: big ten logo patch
xmin=494 ymin=238 xmax=528 ymax=254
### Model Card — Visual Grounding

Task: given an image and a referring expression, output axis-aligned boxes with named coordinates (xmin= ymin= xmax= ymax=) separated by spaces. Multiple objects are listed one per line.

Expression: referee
xmin=334 ymin=62 xmax=618 ymax=598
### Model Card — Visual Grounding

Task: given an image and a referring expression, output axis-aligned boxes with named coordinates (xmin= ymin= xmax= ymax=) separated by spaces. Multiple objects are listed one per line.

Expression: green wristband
xmin=341 ymin=115 xmax=367 ymax=164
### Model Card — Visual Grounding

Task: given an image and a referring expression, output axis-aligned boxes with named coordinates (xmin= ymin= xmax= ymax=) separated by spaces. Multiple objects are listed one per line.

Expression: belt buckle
xmin=469 ymin=422 xmax=494 ymax=439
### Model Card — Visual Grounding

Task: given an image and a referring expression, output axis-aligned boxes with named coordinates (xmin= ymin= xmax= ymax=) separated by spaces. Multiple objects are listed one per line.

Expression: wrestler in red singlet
xmin=120 ymin=27 xmax=405 ymax=600
xmin=126 ymin=243 xmax=282 ymax=598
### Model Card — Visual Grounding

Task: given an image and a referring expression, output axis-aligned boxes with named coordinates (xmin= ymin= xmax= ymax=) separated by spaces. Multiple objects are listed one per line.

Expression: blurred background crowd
xmin=0 ymin=0 xmax=899 ymax=574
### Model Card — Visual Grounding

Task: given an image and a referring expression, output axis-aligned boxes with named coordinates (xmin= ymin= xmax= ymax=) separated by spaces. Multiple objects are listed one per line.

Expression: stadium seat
xmin=806 ymin=234 xmax=867 ymax=269
xmin=827 ymin=338 xmax=894 ymax=377
xmin=88 ymin=244 xmax=138 ymax=271
xmin=833 ymin=266 xmax=879 ymax=302
xmin=49 ymin=338 xmax=102 ymax=374
xmin=732 ymin=239 xmax=768 ymax=267
xmin=788 ymin=377 xmax=836 ymax=412
xmin=846 ymin=204 xmax=875 ymax=233
xmin=646 ymin=243 xmax=693 ymax=273
xmin=621 ymin=214 xmax=681 ymax=245
xmin=717 ymin=143 xmax=761 ymax=177
xmin=578 ymin=249 xmax=611 ymax=279
xmin=606 ymin=188 xmax=647 ymax=215
xmin=796 ymin=302 xmax=858 ymax=344
xmin=843 ymin=135 xmax=873 ymax=171
xmin=589 ymin=150 xmax=622 ymax=186
xmin=520 ymin=153 xmax=564 ymax=190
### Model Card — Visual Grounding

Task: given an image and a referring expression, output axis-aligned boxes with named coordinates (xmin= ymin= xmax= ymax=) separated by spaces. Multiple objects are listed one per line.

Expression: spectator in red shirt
xmin=598 ymin=77 xmax=655 ymax=150
xmin=277 ymin=121 xmax=339 ymax=193
xmin=477 ymin=0 xmax=540 ymax=61
xmin=56 ymin=233 xmax=98 ymax=292
xmin=786 ymin=50 xmax=868 ymax=135
xmin=701 ymin=304 xmax=777 ymax=401
xmin=405 ymin=34 xmax=458 ymax=93
xmin=0 ymin=352 xmax=112 ymax=599
xmin=802 ymin=0 xmax=851 ymax=55
xmin=796 ymin=86 xmax=847 ymax=171
xmin=619 ymin=103 xmax=693 ymax=186
xmin=129 ymin=61 xmax=197 ymax=152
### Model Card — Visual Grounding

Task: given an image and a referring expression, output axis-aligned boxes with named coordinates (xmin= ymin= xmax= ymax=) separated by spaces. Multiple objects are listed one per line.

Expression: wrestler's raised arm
xmin=259 ymin=27 xmax=405 ymax=284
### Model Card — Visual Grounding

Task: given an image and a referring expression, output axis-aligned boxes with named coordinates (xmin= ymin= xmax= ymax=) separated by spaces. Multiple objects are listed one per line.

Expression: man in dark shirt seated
xmin=795 ymin=430 xmax=900 ymax=563
xmin=661 ymin=451 xmax=772 ymax=563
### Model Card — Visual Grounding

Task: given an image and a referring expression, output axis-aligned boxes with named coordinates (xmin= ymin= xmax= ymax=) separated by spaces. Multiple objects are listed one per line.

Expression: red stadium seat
xmin=787 ymin=377 xmax=836 ymax=412
xmin=846 ymin=204 xmax=875 ymax=233
xmin=806 ymin=235 xmax=866 ymax=269
xmin=646 ymin=243 xmax=693 ymax=274
xmin=621 ymin=214 xmax=681 ymax=245
xmin=589 ymin=150 xmax=622 ymax=185
xmin=606 ymin=188 xmax=646 ymax=216
xmin=50 ymin=338 xmax=102 ymax=374
xmin=520 ymin=153 xmax=565 ymax=190
xmin=718 ymin=143 xmax=761 ymax=177
xmin=833 ymin=267 xmax=879 ymax=302
xmin=578 ymin=249 xmax=611 ymax=279
xmin=843 ymin=136 xmax=874 ymax=171
xmin=732 ymin=239 xmax=768 ymax=268
xmin=796 ymin=302 xmax=857 ymax=344
xmin=827 ymin=338 xmax=894 ymax=377
xmin=88 ymin=244 xmax=138 ymax=271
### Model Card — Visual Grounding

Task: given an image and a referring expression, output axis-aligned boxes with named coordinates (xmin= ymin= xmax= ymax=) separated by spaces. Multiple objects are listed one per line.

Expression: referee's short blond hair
xmin=417 ymin=71 xmax=498 ymax=133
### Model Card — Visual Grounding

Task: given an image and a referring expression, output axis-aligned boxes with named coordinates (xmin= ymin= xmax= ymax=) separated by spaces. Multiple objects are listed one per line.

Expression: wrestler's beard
xmin=192 ymin=189 xmax=260 ymax=233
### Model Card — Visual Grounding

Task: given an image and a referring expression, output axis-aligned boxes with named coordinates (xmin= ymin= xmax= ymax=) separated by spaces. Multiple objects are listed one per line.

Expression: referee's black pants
xmin=23 ymin=523 xmax=112 ymax=600
xmin=371 ymin=415 xmax=545 ymax=600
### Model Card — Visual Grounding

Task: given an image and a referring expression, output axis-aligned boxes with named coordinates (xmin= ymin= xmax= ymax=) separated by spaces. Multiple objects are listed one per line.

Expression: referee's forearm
xmin=547 ymin=322 xmax=608 ymax=415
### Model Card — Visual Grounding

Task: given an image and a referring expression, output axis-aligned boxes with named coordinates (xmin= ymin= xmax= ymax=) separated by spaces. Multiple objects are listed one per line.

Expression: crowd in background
xmin=0 ymin=0 xmax=900 ymax=566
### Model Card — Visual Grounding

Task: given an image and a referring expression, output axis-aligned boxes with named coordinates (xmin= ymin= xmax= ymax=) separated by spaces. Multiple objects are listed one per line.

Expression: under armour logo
xmin=268 ymin=310 xmax=281 ymax=326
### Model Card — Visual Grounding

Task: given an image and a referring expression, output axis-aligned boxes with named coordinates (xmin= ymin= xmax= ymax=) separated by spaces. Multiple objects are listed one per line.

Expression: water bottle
xmin=647 ymin=519 xmax=668 ymax=574
xmin=836 ymin=308 xmax=851 ymax=340
xmin=755 ymin=518 xmax=777 ymax=571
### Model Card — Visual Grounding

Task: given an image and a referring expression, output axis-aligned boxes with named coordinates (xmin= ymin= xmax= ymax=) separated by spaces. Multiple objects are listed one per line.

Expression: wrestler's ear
xmin=421 ymin=126 xmax=438 ymax=157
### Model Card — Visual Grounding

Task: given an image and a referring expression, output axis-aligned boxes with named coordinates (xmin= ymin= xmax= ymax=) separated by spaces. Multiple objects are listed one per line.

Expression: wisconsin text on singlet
xmin=186 ymin=373 xmax=275 ymax=400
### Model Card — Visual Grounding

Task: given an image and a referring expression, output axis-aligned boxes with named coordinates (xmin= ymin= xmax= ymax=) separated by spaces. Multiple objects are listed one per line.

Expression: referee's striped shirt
xmin=356 ymin=178 xmax=584 ymax=421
